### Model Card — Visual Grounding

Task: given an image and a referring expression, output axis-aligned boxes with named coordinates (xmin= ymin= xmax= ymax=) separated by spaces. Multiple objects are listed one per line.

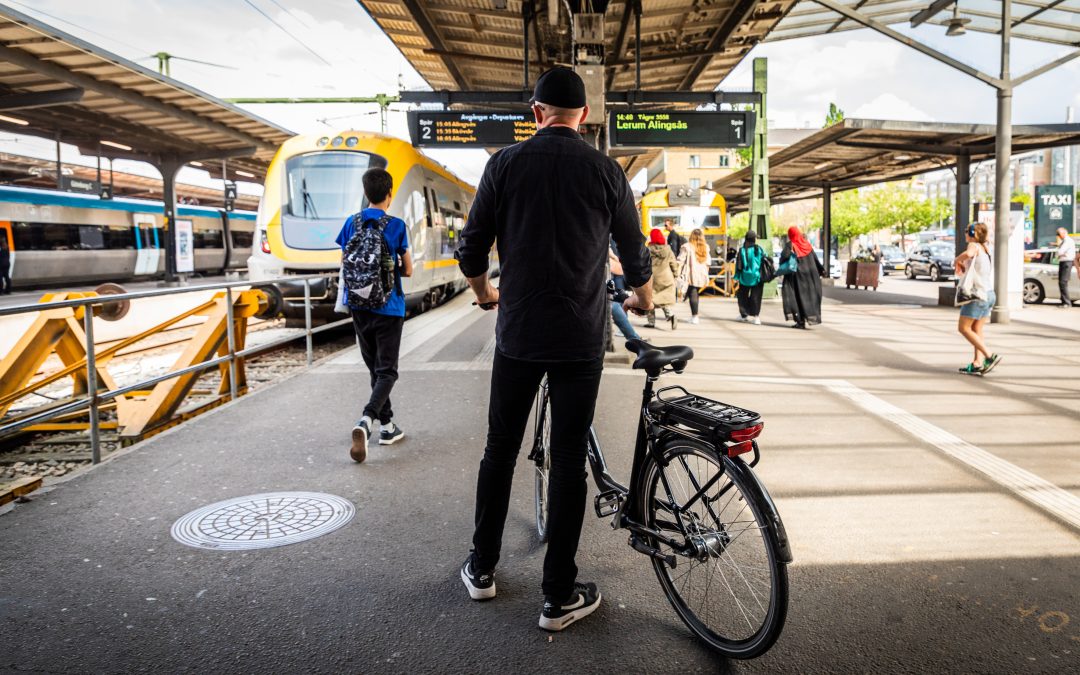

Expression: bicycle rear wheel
xmin=639 ymin=438 xmax=788 ymax=658
xmin=532 ymin=390 xmax=552 ymax=543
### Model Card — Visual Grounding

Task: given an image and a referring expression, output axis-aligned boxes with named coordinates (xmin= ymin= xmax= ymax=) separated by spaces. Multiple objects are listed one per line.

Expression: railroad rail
xmin=0 ymin=275 xmax=347 ymax=466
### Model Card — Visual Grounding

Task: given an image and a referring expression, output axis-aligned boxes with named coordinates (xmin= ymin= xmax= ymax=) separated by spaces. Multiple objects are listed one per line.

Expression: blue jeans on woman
xmin=611 ymin=301 xmax=639 ymax=340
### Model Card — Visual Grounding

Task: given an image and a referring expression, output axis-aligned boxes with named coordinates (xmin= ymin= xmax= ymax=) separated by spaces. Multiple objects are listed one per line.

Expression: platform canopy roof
xmin=0 ymin=5 xmax=294 ymax=181
xmin=767 ymin=0 xmax=1080 ymax=47
xmin=357 ymin=0 xmax=800 ymax=93
xmin=712 ymin=118 xmax=1080 ymax=210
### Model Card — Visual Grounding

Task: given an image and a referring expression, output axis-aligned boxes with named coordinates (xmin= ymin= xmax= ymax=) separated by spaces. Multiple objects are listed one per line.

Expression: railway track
xmin=1 ymin=325 xmax=354 ymax=485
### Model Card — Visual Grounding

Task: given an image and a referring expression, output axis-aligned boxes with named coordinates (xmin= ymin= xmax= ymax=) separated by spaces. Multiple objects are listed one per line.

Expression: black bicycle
xmin=528 ymin=333 xmax=792 ymax=658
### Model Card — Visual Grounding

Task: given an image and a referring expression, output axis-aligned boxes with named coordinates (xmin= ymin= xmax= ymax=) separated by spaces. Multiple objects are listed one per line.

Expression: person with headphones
xmin=954 ymin=222 xmax=1001 ymax=375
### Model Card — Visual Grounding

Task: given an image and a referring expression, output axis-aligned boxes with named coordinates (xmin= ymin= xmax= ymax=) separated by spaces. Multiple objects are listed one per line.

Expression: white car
xmin=815 ymin=250 xmax=843 ymax=279
xmin=1023 ymin=248 xmax=1080 ymax=304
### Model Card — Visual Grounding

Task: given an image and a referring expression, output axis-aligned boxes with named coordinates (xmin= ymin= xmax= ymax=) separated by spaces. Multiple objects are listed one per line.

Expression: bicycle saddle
xmin=625 ymin=339 xmax=694 ymax=374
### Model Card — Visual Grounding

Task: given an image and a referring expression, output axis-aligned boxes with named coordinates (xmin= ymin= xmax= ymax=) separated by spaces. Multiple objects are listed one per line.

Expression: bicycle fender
xmin=723 ymin=456 xmax=794 ymax=564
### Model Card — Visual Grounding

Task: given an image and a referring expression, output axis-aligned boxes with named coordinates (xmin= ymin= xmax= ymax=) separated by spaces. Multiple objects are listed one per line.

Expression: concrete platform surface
xmin=2 ymin=289 xmax=1078 ymax=674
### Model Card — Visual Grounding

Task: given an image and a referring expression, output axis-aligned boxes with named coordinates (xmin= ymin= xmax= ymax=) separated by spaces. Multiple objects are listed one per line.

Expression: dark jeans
xmin=1059 ymin=261 xmax=1074 ymax=306
xmin=0 ymin=260 xmax=10 ymax=294
xmin=686 ymin=285 xmax=700 ymax=316
xmin=472 ymin=349 xmax=604 ymax=601
xmin=351 ymin=310 xmax=403 ymax=423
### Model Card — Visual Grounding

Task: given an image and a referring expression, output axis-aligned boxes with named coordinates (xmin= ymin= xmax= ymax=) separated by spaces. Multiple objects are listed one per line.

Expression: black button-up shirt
xmin=458 ymin=126 xmax=651 ymax=361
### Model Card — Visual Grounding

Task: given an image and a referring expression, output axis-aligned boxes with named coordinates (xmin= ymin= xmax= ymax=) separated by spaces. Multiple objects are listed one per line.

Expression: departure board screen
xmin=408 ymin=111 xmax=536 ymax=147
xmin=608 ymin=111 xmax=754 ymax=148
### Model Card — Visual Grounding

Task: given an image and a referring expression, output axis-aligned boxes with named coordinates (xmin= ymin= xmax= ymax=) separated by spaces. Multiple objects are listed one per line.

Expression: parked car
xmin=1022 ymin=248 xmax=1080 ymax=304
xmin=814 ymin=249 xmax=843 ymax=279
xmin=904 ymin=243 xmax=956 ymax=281
xmin=879 ymin=245 xmax=906 ymax=275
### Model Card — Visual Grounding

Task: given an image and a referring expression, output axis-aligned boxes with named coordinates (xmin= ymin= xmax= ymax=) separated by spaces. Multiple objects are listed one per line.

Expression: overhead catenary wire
xmin=240 ymin=0 xmax=332 ymax=67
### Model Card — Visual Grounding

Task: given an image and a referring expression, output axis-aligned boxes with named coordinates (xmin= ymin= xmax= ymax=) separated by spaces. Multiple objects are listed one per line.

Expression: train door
xmin=132 ymin=213 xmax=160 ymax=276
xmin=0 ymin=221 xmax=12 ymax=282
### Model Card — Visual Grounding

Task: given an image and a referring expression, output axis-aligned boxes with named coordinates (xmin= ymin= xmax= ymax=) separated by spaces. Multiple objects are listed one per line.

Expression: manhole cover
xmin=171 ymin=492 xmax=354 ymax=550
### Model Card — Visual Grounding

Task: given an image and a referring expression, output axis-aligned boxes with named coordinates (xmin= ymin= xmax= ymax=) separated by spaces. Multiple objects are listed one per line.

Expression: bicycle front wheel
xmin=639 ymin=438 xmax=788 ymax=659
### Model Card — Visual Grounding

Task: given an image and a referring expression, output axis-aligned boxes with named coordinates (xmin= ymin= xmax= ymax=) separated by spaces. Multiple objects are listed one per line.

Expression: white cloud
xmin=850 ymin=93 xmax=933 ymax=122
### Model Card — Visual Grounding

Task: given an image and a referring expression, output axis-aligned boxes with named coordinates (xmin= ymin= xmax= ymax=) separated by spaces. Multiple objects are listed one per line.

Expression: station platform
xmin=2 ymin=286 xmax=1079 ymax=673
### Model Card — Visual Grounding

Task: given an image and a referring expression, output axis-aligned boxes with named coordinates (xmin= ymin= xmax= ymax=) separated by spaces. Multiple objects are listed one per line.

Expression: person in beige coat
xmin=647 ymin=228 xmax=680 ymax=329
xmin=677 ymin=228 xmax=712 ymax=325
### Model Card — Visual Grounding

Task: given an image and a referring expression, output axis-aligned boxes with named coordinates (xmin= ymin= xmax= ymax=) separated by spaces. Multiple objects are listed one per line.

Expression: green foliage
xmin=1010 ymin=191 xmax=1033 ymax=214
xmin=728 ymin=212 xmax=750 ymax=239
xmin=736 ymin=146 xmax=752 ymax=168
xmin=824 ymin=103 xmax=845 ymax=128
xmin=804 ymin=182 xmax=953 ymax=249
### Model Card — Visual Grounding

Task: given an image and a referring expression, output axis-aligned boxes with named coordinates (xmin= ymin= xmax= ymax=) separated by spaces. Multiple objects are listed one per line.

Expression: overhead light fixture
xmin=945 ymin=5 xmax=970 ymax=37
xmin=235 ymin=169 xmax=255 ymax=178
xmin=190 ymin=161 xmax=204 ymax=167
xmin=101 ymin=140 xmax=132 ymax=151
xmin=814 ymin=161 xmax=831 ymax=170
xmin=0 ymin=113 xmax=29 ymax=126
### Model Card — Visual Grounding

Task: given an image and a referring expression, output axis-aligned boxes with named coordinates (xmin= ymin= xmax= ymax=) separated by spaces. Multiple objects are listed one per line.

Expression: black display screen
xmin=608 ymin=111 xmax=754 ymax=148
xmin=408 ymin=111 xmax=536 ymax=147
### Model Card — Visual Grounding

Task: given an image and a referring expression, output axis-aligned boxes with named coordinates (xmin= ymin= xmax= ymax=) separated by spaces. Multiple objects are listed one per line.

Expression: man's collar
xmin=535 ymin=126 xmax=583 ymax=141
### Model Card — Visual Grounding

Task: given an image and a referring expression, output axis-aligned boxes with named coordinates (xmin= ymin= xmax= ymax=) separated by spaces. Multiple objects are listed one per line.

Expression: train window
xmin=193 ymin=228 xmax=224 ymax=249
xmin=231 ymin=230 xmax=254 ymax=248
xmin=10 ymin=222 xmax=137 ymax=250
xmin=285 ymin=151 xmax=387 ymax=220
xmin=102 ymin=225 xmax=136 ymax=249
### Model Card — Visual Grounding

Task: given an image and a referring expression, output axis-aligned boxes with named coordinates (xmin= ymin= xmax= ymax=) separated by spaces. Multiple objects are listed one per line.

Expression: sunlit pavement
xmin=0 ymin=286 xmax=1077 ymax=673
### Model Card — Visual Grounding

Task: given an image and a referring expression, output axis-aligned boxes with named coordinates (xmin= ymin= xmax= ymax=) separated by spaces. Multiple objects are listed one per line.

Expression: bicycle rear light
xmin=727 ymin=440 xmax=754 ymax=457
xmin=728 ymin=423 xmax=764 ymax=443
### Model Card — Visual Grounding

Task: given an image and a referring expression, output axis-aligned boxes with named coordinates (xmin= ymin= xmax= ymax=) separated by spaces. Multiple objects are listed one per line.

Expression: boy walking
xmin=335 ymin=168 xmax=413 ymax=463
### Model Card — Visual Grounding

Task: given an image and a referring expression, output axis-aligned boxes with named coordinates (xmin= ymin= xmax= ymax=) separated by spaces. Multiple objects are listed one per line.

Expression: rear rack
xmin=650 ymin=386 xmax=761 ymax=439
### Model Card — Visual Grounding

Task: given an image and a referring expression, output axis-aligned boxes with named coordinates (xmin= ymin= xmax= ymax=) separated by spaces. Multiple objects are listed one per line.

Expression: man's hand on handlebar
xmin=623 ymin=283 xmax=654 ymax=316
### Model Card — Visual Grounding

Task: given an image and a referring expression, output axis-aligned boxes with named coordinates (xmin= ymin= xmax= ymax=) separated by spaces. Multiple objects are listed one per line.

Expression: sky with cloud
xmin=5 ymin=0 xmax=1080 ymax=190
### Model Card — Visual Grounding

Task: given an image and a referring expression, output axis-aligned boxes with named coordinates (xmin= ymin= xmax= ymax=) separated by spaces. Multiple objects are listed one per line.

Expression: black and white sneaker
xmin=350 ymin=419 xmax=371 ymax=463
xmin=460 ymin=556 xmax=496 ymax=601
xmin=379 ymin=424 xmax=405 ymax=445
xmin=539 ymin=582 xmax=602 ymax=631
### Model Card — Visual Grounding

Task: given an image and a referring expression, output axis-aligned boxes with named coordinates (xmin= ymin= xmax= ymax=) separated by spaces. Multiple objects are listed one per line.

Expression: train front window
xmin=285 ymin=151 xmax=386 ymax=220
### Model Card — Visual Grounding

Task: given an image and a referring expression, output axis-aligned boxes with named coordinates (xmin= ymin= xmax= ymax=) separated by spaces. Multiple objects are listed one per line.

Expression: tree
xmin=824 ymin=103 xmax=845 ymax=128
xmin=807 ymin=188 xmax=874 ymax=247
xmin=864 ymin=183 xmax=952 ymax=251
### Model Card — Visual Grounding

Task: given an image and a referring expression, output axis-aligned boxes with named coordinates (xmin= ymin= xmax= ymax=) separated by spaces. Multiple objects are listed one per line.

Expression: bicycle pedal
xmin=593 ymin=489 xmax=623 ymax=518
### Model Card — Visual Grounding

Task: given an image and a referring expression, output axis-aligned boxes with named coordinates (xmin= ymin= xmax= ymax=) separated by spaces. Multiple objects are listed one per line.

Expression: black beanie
xmin=531 ymin=67 xmax=587 ymax=109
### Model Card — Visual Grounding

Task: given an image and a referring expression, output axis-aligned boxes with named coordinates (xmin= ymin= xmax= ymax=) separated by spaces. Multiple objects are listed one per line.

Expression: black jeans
xmin=472 ymin=349 xmax=604 ymax=601
xmin=686 ymin=285 xmax=700 ymax=316
xmin=1058 ymin=261 xmax=1074 ymax=306
xmin=351 ymin=310 xmax=403 ymax=423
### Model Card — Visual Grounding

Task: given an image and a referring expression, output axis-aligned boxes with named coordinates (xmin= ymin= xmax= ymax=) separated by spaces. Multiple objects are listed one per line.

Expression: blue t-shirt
xmin=335 ymin=207 xmax=409 ymax=317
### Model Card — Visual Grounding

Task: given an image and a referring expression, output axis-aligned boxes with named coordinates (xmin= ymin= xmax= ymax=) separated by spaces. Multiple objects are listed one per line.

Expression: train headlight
xmin=317 ymin=137 xmax=329 ymax=147
xmin=331 ymin=136 xmax=343 ymax=147
xmin=345 ymin=137 xmax=358 ymax=147
xmin=260 ymin=229 xmax=271 ymax=254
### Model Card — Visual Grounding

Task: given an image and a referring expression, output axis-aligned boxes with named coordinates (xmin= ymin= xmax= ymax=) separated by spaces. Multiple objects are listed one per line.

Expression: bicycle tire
xmin=638 ymin=438 xmax=788 ymax=659
xmin=533 ymin=392 xmax=552 ymax=543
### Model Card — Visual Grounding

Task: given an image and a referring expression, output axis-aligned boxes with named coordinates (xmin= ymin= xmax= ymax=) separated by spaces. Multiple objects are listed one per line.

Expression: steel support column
xmin=749 ymin=59 xmax=771 ymax=243
xmin=822 ymin=185 xmax=832 ymax=273
xmin=955 ymin=154 xmax=971 ymax=259
xmin=157 ymin=157 xmax=184 ymax=284
xmin=992 ymin=0 xmax=1013 ymax=324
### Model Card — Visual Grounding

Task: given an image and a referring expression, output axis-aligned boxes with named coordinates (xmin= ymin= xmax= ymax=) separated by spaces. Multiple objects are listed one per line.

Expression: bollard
xmin=83 ymin=307 xmax=101 ymax=464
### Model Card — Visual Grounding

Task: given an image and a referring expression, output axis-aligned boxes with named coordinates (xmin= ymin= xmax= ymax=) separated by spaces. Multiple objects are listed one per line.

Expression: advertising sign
xmin=408 ymin=111 xmax=536 ymax=147
xmin=175 ymin=219 xmax=195 ymax=274
xmin=1034 ymin=185 xmax=1074 ymax=246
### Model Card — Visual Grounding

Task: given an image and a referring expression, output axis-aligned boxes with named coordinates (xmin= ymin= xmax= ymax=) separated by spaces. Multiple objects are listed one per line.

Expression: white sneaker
xmin=691 ymin=316 xmax=700 ymax=325
xmin=739 ymin=316 xmax=749 ymax=323
xmin=752 ymin=316 xmax=762 ymax=325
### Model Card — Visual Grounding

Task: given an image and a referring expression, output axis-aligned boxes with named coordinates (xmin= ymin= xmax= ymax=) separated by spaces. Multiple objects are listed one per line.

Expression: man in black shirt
xmin=457 ymin=67 xmax=653 ymax=632
xmin=665 ymin=218 xmax=685 ymax=257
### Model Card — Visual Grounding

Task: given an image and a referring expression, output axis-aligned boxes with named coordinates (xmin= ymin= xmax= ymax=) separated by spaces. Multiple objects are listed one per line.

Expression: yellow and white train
xmin=249 ymin=131 xmax=476 ymax=317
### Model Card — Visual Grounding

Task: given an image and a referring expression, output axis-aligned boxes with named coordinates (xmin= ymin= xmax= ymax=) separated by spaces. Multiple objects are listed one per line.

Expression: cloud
xmin=850 ymin=93 xmax=933 ymax=122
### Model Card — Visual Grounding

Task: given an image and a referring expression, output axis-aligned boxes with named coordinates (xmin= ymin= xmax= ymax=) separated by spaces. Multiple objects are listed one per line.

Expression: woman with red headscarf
xmin=646 ymin=227 xmax=680 ymax=329
xmin=780 ymin=225 xmax=825 ymax=328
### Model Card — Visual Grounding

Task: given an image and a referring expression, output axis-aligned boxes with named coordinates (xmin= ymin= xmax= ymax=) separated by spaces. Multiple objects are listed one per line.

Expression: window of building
xmin=689 ymin=178 xmax=701 ymax=189
xmin=688 ymin=154 xmax=700 ymax=168
xmin=719 ymin=154 xmax=729 ymax=167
